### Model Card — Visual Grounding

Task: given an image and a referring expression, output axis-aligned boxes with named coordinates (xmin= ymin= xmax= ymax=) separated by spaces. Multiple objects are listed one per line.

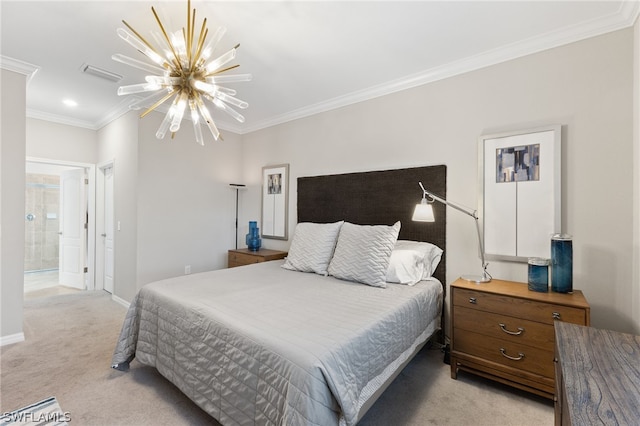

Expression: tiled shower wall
xmin=24 ymin=173 xmax=60 ymax=272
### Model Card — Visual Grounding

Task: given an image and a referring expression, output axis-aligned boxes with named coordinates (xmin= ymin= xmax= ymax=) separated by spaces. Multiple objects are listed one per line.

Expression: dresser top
xmin=555 ymin=321 xmax=640 ymax=425
xmin=451 ymin=277 xmax=589 ymax=309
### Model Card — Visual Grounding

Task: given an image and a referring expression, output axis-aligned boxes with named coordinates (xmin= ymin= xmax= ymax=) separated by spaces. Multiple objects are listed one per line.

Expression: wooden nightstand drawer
xmin=450 ymin=278 xmax=590 ymax=399
xmin=227 ymin=249 xmax=288 ymax=268
xmin=229 ymin=252 xmax=263 ymax=265
xmin=454 ymin=306 xmax=554 ymax=349
xmin=455 ymin=329 xmax=555 ymax=379
xmin=453 ymin=288 xmax=587 ymax=325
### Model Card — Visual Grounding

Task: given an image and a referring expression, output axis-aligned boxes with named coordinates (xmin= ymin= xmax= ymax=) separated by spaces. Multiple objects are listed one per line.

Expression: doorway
xmin=24 ymin=158 xmax=96 ymax=297
xmin=96 ymin=162 xmax=114 ymax=294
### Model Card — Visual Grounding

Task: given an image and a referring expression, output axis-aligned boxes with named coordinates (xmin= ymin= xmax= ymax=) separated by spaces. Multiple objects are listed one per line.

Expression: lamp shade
xmin=412 ymin=201 xmax=435 ymax=222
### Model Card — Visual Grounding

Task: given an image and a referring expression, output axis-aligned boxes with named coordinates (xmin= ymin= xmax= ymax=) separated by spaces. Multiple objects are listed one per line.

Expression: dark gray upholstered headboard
xmin=297 ymin=165 xmax=447 ymax=285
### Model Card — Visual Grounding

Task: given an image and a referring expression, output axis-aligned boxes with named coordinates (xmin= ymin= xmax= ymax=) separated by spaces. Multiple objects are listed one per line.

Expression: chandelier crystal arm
xmin=195 ymin=95 xmax=221 ymax=140
xmin=117 ymin=82 xmax=161 ymax=96
xmin=186 ymin=2 xmax=193 ymax=65
xmin=117 ymin=27 xmax=165 ymax=66
xmin=156 ymin=107 xmax=174 ymax=139
xmin=121 ymin=20 xmax=159 ymax=57
xmin=200 ymin=27 xmax=226 ymax=63
xmin=214 ymin=91 xmax=248 ymax=109
xmin=192 ymin=22 xmax=209 ymax=65
xmin=128 ymin=90 xmax=171 ymax=111
xmin=140 ymin=89 xmax=177 ymax=119
xmin=151 ymin=6 xmax=182 ymax=68
xmin=205 ymin=48 xmax=238 ymax=74
xmin=112 ymin=54 xmax=165 ymax=75
xmin=212 ymin=98 xmax=245 ymax=123
xmin=209 ymin=64 xmax=240 ymax=76
xmin=206 ymin=74 xmax=253 ymax=84
xmin=190 ymin=100 xmax=204 ymax=146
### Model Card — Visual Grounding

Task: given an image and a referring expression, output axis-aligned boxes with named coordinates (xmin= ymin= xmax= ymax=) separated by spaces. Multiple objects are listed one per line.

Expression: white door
xmin=59 ymin=168 xmax=86 ymax=289
xmin=103 ymin=166 xmax=114 ymax=294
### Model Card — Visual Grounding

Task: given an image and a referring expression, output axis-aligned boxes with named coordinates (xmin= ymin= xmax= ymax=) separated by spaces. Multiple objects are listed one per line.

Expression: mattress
xmin=112 ymin=260 xmax=442 ymax=425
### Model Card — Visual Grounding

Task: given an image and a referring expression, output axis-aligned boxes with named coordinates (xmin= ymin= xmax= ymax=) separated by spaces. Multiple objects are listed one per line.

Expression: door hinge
xmin=84 ymin=267 xmax=88 ymax=273
xmin=85 ymin=178 xmax=89 ymax=185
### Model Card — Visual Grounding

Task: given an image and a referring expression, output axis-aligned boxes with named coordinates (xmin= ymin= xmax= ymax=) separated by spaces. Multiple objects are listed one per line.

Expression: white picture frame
xmin=479 ymin=125 xmax=561 ymax=262
xmin=261 ymin=164 xmax=289 ymax=240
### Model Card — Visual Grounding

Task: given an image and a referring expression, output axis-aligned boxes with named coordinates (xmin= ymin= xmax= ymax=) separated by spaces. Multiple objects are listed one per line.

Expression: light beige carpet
xmin=1 ymin=291 xmax=553 ymax=425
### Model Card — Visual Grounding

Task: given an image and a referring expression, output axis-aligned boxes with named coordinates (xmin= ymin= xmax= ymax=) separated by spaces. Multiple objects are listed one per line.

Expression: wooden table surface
xmin=555 ymin=321 xmax=640 ymax=425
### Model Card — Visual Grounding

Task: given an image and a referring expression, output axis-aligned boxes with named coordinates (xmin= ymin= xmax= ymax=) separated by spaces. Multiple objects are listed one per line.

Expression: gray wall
xmin=1 ymin=69 xmax=27 ymax=341
xmin=241 ymin=28 xmax=637 ymax=334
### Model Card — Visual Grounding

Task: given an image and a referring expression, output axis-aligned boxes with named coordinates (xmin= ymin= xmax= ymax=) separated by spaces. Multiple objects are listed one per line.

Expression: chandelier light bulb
xmin=114 ymin=0 xmax=249 ymax=143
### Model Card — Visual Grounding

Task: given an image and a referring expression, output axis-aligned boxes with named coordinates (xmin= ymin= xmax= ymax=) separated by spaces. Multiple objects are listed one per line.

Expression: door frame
xmin=26 ymin=157 xmax=96 ymax=290
xmin=96 ymin=160 xmax=115 ymax=293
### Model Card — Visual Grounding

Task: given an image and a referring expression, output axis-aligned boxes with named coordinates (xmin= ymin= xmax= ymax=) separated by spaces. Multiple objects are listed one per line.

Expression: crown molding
xmin=241 ymin=3 xmax=639 ymax=134
xmin=19 ymin=2 xmax=640 ymax=135
xmin=0 ymin=55 xmax=40 ymax=84
xmin=27 ymin=109 xmax=98 ymax=130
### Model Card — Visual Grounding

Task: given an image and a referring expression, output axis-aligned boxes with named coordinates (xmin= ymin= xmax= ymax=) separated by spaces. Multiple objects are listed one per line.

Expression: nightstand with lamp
xmin=412 ymin=182 xmax=589 ymax=399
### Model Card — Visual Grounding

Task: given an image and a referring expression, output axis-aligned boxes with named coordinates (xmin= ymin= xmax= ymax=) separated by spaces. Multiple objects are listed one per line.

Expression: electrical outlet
xmin=185 ymin=265 xmax=191 ymax=275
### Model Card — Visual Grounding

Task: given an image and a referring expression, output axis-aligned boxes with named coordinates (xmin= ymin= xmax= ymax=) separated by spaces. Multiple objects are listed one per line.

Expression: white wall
xmin=135 ymin=112 xmax=244 ymax=287
xmin=26 ymin=118 xmax=97 ymax=163
xmin=97 ymin=112 xmax=139 ymax=303
xmin=0 ymin=69 xmax=27 ymax=343
xmin=242 ymin=28 xmax=636 ymax=334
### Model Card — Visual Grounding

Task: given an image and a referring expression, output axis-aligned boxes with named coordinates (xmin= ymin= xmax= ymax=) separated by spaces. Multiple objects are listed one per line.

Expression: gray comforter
xmin=112 ymin=261 xmax=442 ymax=425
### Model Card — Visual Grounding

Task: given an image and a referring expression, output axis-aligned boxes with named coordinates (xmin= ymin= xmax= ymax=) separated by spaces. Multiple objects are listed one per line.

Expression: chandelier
xmin=113 ymin=0 xmax=251 ymax=144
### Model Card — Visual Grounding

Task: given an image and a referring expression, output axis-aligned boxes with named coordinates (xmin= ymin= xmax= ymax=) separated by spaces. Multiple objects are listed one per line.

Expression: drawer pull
xmin=469 ymin=297 xmax=477 ymax=304
xmin=499 ymin=323 xmax=524 ymax=336
xmin=500 ymin=348 xmax=525 ymax=361
xmin=552 ymin=312 xmax=561 ymax=320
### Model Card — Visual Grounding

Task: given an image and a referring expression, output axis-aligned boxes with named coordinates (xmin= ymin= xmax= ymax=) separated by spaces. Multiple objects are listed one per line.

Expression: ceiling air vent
xmin=81 ymin=63 xmax=123 ymax=83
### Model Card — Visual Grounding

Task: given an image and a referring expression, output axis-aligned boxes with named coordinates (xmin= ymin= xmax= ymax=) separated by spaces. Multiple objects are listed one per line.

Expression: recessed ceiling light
xmin=63 ymin=99 xmax=78 ymax=107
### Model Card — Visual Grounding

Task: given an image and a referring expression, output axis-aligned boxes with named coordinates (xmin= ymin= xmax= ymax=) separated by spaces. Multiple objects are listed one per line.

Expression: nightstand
xmin=227 ymin=248 xmax=287 ymax=268
xmin=450 ymin=277 xmax=590 ymax=399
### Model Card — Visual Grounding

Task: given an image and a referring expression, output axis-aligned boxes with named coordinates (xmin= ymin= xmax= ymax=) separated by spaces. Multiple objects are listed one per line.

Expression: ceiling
xmin=1 ymin=1 xmax=638 ymax=135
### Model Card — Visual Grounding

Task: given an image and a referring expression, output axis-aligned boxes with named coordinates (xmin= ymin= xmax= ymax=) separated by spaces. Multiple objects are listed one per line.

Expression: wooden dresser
xmin=227 ymin=248 xmax=287 ymax=268
xmin=450 ymin=278 xmax=590 ymax=399
xmin=554 ymin=321 xmax=640 ymax=425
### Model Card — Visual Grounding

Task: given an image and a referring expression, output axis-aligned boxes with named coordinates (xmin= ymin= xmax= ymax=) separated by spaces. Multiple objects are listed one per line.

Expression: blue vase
xmin=528 ymin=258 xmax=549 ymax=292
xmin=246 ymin=221 xmax=261 ymax=251
xmin=551 ymin=234 xmax=572 ymax=293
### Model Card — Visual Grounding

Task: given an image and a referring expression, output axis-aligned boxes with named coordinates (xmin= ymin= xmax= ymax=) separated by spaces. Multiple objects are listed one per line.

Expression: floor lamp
xmin=412 ymin=181 xmax=491 ymax=283
xmin=229 ymin=184 xmax=246 ymax=249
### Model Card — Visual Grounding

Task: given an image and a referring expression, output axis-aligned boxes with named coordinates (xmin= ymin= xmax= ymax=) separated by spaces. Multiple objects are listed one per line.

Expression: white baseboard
xmin=111 ymin=294 xmax=130 ymax=309
xmin=0 ymin=332 xmax=25 ymax=347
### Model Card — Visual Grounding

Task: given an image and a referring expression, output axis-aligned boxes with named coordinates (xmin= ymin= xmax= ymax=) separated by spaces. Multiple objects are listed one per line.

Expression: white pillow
xmin=328 ymin=221 xmax=401 ymax=288
xmin=392 ymin=240 xmax=443 ymax=280
xmin=385 ymin=248 xmax=426 ymax=285
xmin=281 ymin=221 xmax=344 ymax=275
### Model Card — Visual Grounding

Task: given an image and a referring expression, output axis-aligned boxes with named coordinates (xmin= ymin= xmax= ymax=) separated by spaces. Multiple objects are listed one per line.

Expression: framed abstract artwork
xmin=261 ymin=164 xmax=289 ymax=240
xmin=479 ymin=125 xmax=561 ymax=262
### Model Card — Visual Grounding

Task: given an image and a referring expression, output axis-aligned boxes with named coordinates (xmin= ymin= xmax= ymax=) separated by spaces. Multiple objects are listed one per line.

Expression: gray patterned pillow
xmin=328 ymin=221 xmax=401 ymax=288
xmin=281 ymin=221 xmax=344 ymax=275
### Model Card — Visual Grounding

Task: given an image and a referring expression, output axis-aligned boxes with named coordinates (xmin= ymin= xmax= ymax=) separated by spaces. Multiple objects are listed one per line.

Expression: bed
xmin=112 ymin=165 xmax=447 ymax=425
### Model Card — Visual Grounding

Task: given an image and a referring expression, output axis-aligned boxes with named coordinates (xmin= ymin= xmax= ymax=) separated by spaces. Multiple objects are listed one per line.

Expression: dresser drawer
xmin=454 ymin=329 xmax=555 ymax=378
xmin=453 ymin=288 xmax=587 ymax=325
xmin=229 ymin=252 xmax=264 ymax=265
xmin=454 ymin=306 xmax=555 ymax=349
